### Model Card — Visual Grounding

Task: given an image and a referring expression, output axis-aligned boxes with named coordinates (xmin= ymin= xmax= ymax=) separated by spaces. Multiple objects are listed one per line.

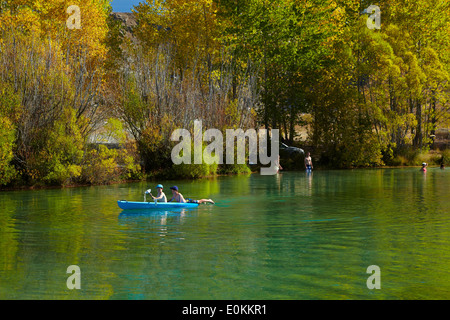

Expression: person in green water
xmin=304 ymin=152 xmax=313 ymax=172
xmin=420 ymin=163 xmax=427 ymax=172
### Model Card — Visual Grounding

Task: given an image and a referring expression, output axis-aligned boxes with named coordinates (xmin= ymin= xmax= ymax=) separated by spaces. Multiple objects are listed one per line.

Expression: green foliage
xmin=309 ymin=8 xmax=450 ymax=168
xmin=388 ymin=147 xmax=448 ymax=166
xmin=0 ymin=116 xmax=17 ymax=185
xmin=37 ymin=108 xmax=84 ymax=186
xmin=0 ymin=82 xmax=21 ymax=185
xmin=441 ymin=149 xmax=450 ymax=166
xmin=81 ymin=145 xmax=118 ymax=185
xmin=138 ymin=114 xmax=176 ymax=171
xmin=341 ymin=133 xmax=384 ymax=168
xmin=415 ymin=151 xmax=443 ymax=166
xmin=171 ymin=162 xmax=215 ymax=179
xmin=82 ymin=141 xmax=142 ymax=185
xmin=0 ymin=83 xmax=22 ymax=121
xmin=105 ymin=11 xmax=125 ymax=71
xmin=103 ymin=118 xmax=127 ymax=144
xmin=218 ymin=163 xmax=251 ymax=175
xmin=1 ymin=0 xmax=449 ymax=188
xmin=217 ymin=0 xmax=340 ymax=140
xmin=171 ymin=143 xmax=219 ymax=179
xmin=116 ymin=142 xmax=143 ymax=180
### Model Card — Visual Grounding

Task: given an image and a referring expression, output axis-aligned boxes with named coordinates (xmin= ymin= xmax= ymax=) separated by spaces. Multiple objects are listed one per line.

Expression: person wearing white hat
xmin=420 ymin=163 xmax=427 ymax=172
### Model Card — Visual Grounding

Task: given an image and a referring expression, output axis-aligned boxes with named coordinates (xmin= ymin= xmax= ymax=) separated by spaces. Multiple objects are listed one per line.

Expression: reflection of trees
xmin=1 ymin=170 xmax=449 ymax=299
xmin=0 ymin=187 xmax=126 ymax=298
xmin=0 ymin=194 xmax=22 ymax=297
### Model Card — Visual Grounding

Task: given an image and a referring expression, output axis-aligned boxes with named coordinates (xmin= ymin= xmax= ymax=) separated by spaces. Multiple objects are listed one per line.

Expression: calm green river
xmin=0 ymin=168 xmax=449 ymax=300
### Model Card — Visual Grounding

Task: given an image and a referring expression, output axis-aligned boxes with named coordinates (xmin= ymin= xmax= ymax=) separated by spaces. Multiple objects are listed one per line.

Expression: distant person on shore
xmin=151 ymin=184 xmax=167 ymax=202
xmin=304 ymin=152 xmax=313 ymax=172
xmin=169 ymin=186 xmax=215 ymax=204
xmin=420 ymin=162 xmax=427 ymax=172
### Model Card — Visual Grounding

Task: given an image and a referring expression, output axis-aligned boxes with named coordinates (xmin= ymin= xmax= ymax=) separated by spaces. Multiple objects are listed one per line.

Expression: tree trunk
xmin=413 ymin=99 xmax=422 ymax=148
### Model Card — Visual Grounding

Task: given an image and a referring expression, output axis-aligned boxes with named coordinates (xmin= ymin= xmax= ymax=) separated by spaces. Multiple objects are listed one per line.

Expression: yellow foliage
xmin=0 ymin=0 xmax=109 ymax=65
xmin=0 ymin=116 xmax=17 ymax=185
xmin=0 ymin=6 xmax=41 ymax=37
xmin=134 ymin=0 xmax=219 ymax=69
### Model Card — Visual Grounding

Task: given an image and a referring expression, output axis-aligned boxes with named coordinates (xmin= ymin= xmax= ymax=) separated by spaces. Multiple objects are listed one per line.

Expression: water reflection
xmin=119 ymin=208 xmax=189 ymax=225
xmin=1 ymin=169 xmax=449 ymax=299
xmin=306 ymin=170 xmax=313 ymax=196
xmin=118 ymin=208 xmax=192 ymax=244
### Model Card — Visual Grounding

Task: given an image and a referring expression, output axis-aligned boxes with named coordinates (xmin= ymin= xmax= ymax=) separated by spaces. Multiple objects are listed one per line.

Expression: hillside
xmin=110 ymin=12 xmax=138 ymax=40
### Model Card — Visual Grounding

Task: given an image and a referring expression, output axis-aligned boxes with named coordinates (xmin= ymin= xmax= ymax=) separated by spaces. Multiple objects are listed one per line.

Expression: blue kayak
xmin=118 ymin=200 xmax=199 ymax=210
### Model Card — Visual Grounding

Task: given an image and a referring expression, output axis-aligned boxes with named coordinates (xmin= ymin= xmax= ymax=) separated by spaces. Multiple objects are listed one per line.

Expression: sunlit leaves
xmin=134 ymin=0 xmax=219 ymax=71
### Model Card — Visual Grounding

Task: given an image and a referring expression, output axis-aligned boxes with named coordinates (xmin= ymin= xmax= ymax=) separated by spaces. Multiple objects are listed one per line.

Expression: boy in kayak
xmin=151 ymin=184 xmax=167 ymax=202
xmin=169 ymin=186 xmax=215 ymax=204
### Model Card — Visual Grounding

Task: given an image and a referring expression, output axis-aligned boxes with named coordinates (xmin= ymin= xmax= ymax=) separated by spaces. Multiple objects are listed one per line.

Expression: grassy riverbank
xmin=2 ymin=148 xmax=447 ymax=192
xmin=387 ymin=149 xmax=449 ymax=167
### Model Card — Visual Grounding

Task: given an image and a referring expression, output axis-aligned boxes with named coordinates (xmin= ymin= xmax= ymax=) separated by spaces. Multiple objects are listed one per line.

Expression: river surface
xmin=0 ymin=168 xmax=449 ymax=299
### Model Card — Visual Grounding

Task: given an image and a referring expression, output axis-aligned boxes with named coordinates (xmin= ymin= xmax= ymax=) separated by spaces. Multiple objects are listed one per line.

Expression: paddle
xmin=144 ymin=189 xmax=151 ymax=202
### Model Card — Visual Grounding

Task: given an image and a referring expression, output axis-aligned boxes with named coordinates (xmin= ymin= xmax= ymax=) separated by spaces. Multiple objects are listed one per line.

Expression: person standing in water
xmin=420 ymin=163 xmax=427 ymax=172
xmin=169 ymin=186 xmax=215 ymax=204
xmin=304 ymin=152 xmax=313 ymax=172
xmin=275 ymin=155 xmax=283 ymax=173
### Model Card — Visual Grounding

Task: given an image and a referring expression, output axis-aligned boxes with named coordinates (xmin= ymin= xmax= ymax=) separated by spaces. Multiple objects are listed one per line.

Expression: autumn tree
xmin=309 ymin=0 xmax=449 ymax=166
xmin=382 ymin=0 xmax=450 ymax=148
xmin=215 ymin=0 xmax=345 ymax=143
xmin=0 ymin=0 xmax=140 ymax=186
xmin=113 ymin=0 xmax=259 ymax=173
